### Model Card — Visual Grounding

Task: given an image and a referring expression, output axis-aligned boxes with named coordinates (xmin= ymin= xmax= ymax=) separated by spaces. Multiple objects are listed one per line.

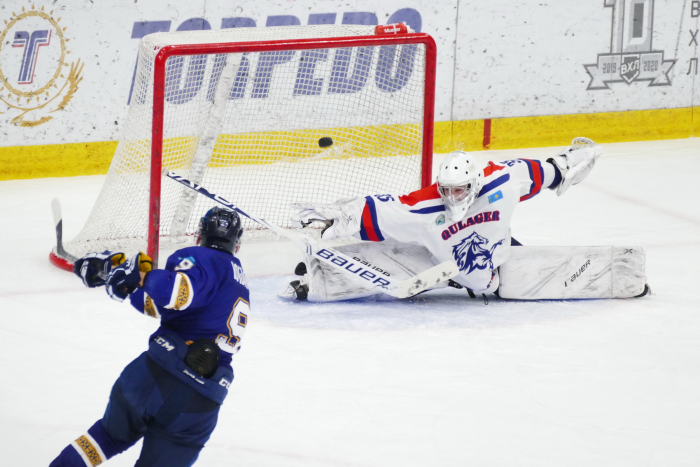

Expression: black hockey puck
xmin=318 ymin=137 xmax=333 ymax=148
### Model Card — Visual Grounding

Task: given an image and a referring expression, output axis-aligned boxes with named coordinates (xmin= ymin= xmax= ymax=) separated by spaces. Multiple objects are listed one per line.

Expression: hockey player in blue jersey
xmin=50 ymin=207 xmax=249 ymax=467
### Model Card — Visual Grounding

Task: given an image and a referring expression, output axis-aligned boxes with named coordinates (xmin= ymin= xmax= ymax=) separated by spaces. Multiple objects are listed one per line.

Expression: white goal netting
xmin=61 ymin=25 xmax=431 ymax=259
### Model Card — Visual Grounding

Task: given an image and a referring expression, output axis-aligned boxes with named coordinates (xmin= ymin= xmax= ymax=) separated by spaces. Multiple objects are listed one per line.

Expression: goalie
xmin=284 ymin=137 xmax=648 ymax=302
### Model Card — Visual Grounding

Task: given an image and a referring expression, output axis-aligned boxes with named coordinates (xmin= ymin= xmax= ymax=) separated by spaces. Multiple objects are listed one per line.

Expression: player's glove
xmin=547 ymin=137 xmax=603 ymax=196
xmin=105 ymin=252 xmax=153 ymax=302
xmin=73 ymin=251 xmax=126 ymax=288
xmin=290 ymin=197 xmax=365 ymax=240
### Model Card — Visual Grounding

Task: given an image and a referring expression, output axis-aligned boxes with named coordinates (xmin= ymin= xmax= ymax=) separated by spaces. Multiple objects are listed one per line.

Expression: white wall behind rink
xmin=0 ymin=0 xmax=697 ymax=147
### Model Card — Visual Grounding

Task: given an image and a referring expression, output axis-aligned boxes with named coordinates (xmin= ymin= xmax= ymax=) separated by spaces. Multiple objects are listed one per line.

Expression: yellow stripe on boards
xmin=433 ymin=121 xmax=453 ymax=153
xmin=452 ymin=119 xmax=485 ymax=151
xmin=209 ymin=123 xmax=423 ymax=167
xmin=0 ymin=141 xmax=117 ymax=180
xmin=487 ymin=107 xmax=697 ymax=150
xmin=1 ymin=107 xmax=698 ymax=180
xmin=119 ymin=123 xmax=424 ymax=173
xmin=433 ymin=120 xmax=484 ymax=153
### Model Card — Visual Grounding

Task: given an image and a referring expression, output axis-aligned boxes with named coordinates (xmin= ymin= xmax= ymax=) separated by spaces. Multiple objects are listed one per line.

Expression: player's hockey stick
xmin=51 ymin=198 xmax=79 ymax=264
xmin=165 ymin=170 xmax=459 ymax=298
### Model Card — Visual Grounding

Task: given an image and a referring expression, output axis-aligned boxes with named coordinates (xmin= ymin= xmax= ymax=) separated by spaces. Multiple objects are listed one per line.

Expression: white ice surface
xmin=1 ymin=139 xmax=699 ymax=466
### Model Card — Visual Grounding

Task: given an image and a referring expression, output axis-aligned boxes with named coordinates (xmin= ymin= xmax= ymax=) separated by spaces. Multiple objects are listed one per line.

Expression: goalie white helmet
xmin=437 ymin=151 xmax=483 ymax=222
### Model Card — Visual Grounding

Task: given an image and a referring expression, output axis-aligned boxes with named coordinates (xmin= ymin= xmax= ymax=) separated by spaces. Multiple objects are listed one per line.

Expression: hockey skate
xmin=280 ymin=263 xmax=310 ymax=301
xmin=280 ymin=278 xmax=309 ymax=301
xmin=634 ymin=284 xmax=651 ymax=298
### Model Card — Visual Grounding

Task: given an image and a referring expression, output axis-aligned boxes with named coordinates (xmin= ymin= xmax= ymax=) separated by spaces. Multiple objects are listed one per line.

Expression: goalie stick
xmin=165 ymin=170 xmax=459 ymax=298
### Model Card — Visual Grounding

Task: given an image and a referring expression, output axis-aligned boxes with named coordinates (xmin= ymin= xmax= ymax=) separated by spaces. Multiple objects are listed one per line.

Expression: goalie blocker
xmin=287 ymin=241 xmax=647 ymax=301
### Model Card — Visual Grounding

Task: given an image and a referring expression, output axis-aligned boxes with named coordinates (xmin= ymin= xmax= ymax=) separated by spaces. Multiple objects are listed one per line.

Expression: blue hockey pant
xmin=49 ymin=351 xmax=222 ymax=467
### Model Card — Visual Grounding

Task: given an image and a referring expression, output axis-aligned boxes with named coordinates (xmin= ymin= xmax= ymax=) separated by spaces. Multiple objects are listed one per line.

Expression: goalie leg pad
xmin=299 ymin=241 xmax=441 ymax=302
xmin=498 ymin=246 xmax=646 ymax=299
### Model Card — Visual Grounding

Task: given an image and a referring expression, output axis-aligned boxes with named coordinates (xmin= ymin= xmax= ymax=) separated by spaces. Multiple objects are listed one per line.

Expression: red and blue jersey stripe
xmin=518 ymin=158 xmax=544 ymax=202
xmin=483 ymin=161 xmax=506 ymax=177
xmin=408 ymin=205 xmax=446 ymax=214
xmin=399 ymin=184 xmax=445 ymax=214
xmin=398 ymin=184 xmax=441 ymax=206
xmin=359 ymin=196 xmax=385 ymax=242
xmin=478 ymin=173 xmax=510 ymax=198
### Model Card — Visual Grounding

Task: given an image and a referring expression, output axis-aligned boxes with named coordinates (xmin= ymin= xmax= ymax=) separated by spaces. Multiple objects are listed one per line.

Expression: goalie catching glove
xmin=105 ymin=252 xmax=153 ymax=302
xmin=290 ymin=197 xmax=365 ymax=240
xmin=73 ymin=251 xmax=126 ymax=288
xmin=548 ymin=137 xmax=602 ymax=196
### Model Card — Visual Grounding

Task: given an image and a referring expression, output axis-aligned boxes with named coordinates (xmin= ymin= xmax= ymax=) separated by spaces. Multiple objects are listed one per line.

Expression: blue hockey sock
xmin=49 ymin=444 xmax=86 ymax=467
xmin=49 ymin=431 xmax=107 ymax=467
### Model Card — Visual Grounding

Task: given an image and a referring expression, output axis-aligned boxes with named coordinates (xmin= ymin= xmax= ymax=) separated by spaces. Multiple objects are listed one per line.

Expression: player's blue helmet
xmin=197 ymin=207 xmax=243 ymax=254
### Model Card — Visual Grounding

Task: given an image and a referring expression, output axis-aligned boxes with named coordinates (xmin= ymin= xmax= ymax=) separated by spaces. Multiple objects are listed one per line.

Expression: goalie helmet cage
xmin=50 ymin=24 xmax=436 ymax=270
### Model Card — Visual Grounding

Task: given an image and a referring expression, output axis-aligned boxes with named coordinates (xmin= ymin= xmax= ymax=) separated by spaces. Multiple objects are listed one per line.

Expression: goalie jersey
xmin=128 ymin=246 xmax=250 ymax=369
xmin=353 ymin=159 xmax=559 ymax=293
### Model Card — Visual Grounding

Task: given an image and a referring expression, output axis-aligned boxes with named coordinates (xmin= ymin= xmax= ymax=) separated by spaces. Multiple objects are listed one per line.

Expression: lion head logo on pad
xmin=452 ymin=232 xmax=504 ymax=274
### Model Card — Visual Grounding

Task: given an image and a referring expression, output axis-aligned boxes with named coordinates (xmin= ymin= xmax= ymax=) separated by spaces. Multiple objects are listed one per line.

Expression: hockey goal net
xmin=50 ymin=24 xmax=436 ymax=268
